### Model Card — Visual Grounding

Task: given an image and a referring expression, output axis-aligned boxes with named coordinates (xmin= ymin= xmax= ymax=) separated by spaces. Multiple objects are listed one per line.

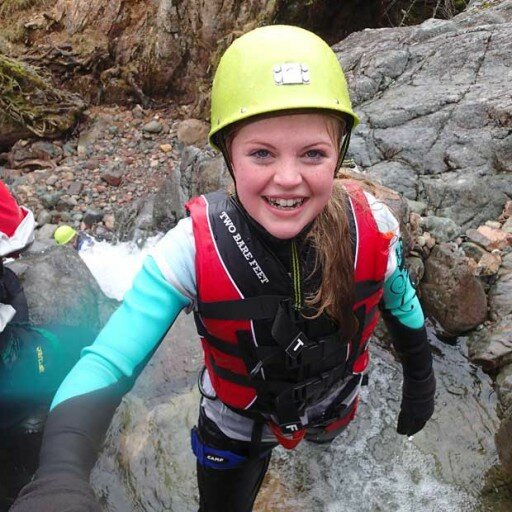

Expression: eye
xmin=250 ymin=149 xmax=271 ymax=159
xmin=304 ymin=149 xmax=326 ymax=159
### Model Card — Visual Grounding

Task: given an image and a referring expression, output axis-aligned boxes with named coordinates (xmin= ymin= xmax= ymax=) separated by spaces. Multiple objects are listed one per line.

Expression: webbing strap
xmin=198 ymin=295 xmax=286 ymax=320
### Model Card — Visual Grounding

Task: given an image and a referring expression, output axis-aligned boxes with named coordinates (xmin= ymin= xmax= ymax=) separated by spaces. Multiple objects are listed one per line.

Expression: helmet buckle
xmin=273 ymin=63 xmax=310 ymax=85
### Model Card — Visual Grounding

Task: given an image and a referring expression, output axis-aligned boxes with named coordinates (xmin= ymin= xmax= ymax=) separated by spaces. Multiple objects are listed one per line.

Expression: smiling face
xmin=229 ymin=113 xmax=341 ymax=239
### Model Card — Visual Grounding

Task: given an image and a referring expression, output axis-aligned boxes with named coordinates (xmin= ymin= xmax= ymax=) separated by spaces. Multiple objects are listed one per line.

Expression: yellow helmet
xmin=209 ymin=25 xmax=358 ymax=151
xmin=54 ymin=225 xmax=77 ymax=245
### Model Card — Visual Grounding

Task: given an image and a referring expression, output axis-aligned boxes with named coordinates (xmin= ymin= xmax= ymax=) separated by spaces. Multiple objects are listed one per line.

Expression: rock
xmin=83 ymin=209 xmax=104 ymax=226
xmin=35 ymin=223 xmax=57 ymax=241
xmin=406 ymin=199 xmax=427 ymax=216
xmin=499 ymin=200 xmax=512 ymax=221
xmin=496 ymin=363 xmax=512 ymax=416
xmin=486 ymin=220 xmax=503 ymax=230
xmin=101 ymin=165 xmax=124 ymax=187
xmin=422 ymin=216 xmax=461 ymax=243
xmin=476 ymin=251 xmax=502 ymax=277
xmin=7 ymin=245 xmax=117 ymax=330
xmin=420 ymin=243 xmax=487 ymax=335
xmin=475 ymin=226 xmax=512 ymax=251
xmin=67 ymin=181 xmax=83 ymax=195
xmin=460 ymin=241 xmax=487 ymax=262
xmin=160 ymin=144 xmax=172 ymax=153
xmin=405 ymin=255 xmax=424 ymax=285
xmin=468 ymin=316 xmax=512 ymax=372
xmin=489 ymin=254 xmax=512 ymax=319
xmin=466 ymin=228 xmax=493 ymax=250
xmin=177 ymin=119 xmax=210 ymax=148
xmin=142 ymin=120 xmax=163 ymax=134
xmin=342 ymin=3 xmax=512 ymax=228
xmin=103 ymin=213 xmax=115 ymax=230
xmin=502 ymin=217 xmax=512 ymax=234
xmin=36 ymin=209 xmax=52 ymax=226
xmin=496 ymin=412 xmax=512 ymax=477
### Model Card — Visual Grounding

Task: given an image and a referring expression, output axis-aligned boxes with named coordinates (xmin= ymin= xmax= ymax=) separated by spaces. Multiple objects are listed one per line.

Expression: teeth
xmin=267 ymin=197 xmax=304 ymax=208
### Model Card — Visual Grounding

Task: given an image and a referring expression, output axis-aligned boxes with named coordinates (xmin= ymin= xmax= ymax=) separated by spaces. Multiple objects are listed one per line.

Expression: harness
xmin=186 ymin=182 xmax=391 ymax=448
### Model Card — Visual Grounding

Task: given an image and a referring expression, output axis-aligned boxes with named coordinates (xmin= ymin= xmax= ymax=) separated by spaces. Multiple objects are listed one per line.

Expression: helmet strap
xmin=335 ymin=129 xmax=352 ymax=175
xmin=217 ymin=137 xmax=236 ymax=181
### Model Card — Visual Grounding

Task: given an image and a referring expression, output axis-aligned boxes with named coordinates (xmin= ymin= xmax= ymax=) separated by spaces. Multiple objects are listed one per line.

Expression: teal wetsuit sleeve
xmin=381 ymin=239 xmax=424 ymax=329
xmin=51 ymin=256 xmax=190 ymax=409
xmin=380 ymin=238 xmax=432 ymax=381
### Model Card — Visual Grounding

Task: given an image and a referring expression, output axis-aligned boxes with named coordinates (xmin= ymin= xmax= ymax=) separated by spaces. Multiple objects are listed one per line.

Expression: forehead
xmin=232 ymin=113 xmax=336 ymax=143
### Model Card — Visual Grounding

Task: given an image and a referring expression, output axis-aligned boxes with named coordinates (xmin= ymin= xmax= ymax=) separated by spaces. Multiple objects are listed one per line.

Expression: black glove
xmin=10 ymin=473 xmax=101 ymax=512
xmin=397 ymin=370 xmax=436 ymax=436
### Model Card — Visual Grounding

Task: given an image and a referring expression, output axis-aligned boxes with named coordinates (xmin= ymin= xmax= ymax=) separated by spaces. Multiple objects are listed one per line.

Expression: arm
xmin=380 ymin=238 xmax=435 ymax=436
xmin=11 ymin=256 xmax=190 ymax=511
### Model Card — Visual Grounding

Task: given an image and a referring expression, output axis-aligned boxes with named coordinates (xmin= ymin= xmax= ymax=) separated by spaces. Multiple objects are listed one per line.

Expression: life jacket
xmin=0 ymin=181 xmax=35 ymax=258
xmin=186 ymin=182 xmax=391 ymax=445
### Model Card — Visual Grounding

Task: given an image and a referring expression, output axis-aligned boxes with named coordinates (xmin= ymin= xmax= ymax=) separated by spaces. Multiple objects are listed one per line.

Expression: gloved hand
xmin=10 ymin=473 xmax=101 ymax=512
xmin=397 ymin=370 xmax=436 ymax=436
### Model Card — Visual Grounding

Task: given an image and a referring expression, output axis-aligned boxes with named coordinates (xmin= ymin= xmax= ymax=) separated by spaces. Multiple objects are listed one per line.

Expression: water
xmin=82 ymin=240 xmax=512 ymax=512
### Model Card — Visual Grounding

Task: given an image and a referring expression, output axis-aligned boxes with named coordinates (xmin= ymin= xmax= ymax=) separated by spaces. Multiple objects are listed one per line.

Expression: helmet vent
xmin=273 ymin=63 xmax=310 ymax=85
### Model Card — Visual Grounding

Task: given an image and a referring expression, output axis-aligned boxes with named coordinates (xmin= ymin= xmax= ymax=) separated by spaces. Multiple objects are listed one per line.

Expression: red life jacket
xmin=186 ymin=182 xmax=391 ymax=440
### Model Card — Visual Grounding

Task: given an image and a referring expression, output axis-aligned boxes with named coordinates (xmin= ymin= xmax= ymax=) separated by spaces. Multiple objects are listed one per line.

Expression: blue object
xmin=191 ymin=427 xmax=248 ymax=469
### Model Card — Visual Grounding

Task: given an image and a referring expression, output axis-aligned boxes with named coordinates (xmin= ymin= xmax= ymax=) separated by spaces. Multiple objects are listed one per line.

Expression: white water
xmin=81 ymin=239 xmax=507 ymax=512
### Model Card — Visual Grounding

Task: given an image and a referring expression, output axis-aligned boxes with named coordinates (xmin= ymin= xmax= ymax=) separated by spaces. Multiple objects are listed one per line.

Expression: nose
xmin=273 ymin=158 xmax=302 ymax=188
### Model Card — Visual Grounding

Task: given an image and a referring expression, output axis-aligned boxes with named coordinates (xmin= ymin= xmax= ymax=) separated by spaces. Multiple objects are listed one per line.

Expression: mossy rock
xmin=0 ymin=52 xmax=86 ymax=150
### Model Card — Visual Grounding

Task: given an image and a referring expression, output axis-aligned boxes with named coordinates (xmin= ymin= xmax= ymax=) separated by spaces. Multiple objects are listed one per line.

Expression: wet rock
xmin=496 ymin=410 xmax=512 ymax=477
xmin=468 ymin=316 xmax=512 ymax=372
xmin=420 ymin=243 xmax=487 ymax=335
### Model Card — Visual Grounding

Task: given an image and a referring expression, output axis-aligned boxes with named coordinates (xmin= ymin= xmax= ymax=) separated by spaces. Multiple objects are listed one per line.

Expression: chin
xmin=263 ymin=224 xmax=303 ymax=240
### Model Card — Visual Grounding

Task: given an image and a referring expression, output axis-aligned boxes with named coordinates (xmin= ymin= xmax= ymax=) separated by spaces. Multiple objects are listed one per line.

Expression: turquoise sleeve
xmin=51 ymin=256 xmax=191 ymax=409
xmin=381 ymin=240 xmax=424 ymax=329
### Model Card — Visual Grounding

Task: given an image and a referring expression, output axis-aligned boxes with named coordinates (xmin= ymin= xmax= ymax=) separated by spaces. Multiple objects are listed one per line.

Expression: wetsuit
xmin=11 ymin=190 xmax=434 ymax=512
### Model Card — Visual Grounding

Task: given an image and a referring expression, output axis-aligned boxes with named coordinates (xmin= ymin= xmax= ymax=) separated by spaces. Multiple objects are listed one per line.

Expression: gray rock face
xmin=337 ymin=2 xmax=512 ymax=229
xmin=420 ymin=243 xmax=487 ymax=334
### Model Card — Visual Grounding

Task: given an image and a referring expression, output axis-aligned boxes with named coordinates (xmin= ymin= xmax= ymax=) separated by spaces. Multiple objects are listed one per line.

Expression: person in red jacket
xmin=11 ymin=26 xmax=435 ymax=512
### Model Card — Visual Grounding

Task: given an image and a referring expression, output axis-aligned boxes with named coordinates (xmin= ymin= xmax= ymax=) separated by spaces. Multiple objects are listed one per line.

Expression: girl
xmin=11 ymin=25 xmax=435 ymax=512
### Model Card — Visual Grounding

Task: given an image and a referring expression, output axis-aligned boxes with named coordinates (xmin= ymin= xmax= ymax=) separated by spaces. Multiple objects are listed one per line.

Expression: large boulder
xmin=7 ymin=245 xmax=116 ymax=330
xmin=338 ymin=1 xmax=512 ymax=229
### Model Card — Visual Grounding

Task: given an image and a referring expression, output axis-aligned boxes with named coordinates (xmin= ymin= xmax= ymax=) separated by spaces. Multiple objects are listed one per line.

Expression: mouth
xmin=265 ymin=197 xmax=305 ymax=210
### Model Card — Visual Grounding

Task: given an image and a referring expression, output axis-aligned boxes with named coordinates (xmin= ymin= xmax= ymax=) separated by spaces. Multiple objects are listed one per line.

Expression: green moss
xmin=0 ymin=53 xmax=85 ymax=137
xmin=0 ymin=0 xmax=48 ymax=16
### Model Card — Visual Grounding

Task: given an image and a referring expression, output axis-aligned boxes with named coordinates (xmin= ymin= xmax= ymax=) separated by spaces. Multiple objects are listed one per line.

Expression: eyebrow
xmin=243 ymin=140 xmax=333 ymax=149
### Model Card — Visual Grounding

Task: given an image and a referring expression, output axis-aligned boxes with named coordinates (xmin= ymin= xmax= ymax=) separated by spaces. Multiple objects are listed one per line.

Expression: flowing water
xmin=81 ymin=240 xmax=512 ymax=512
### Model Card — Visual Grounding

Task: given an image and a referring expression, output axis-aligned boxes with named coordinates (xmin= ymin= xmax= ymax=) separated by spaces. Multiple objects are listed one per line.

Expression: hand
xmin=10 ymin=473 xmax=101 ymax=512
xmin=397 ymin=371 xmax=436 ymax=436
